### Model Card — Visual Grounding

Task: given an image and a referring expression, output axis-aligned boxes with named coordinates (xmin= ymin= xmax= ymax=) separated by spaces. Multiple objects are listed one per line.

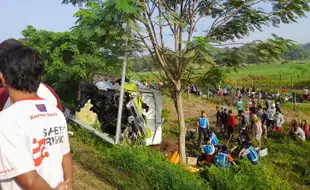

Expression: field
xmin=130 ymin=61 xmax=310 ymax=89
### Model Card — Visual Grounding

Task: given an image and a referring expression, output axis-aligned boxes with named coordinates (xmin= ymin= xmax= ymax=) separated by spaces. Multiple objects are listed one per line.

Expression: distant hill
xmin=300 ymin=43 xmax=310 ymax=50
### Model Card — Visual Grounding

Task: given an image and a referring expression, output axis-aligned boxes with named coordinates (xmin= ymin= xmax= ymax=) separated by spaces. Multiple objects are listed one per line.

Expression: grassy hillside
xmin=71 ymin=95 xmax=310 ymax=190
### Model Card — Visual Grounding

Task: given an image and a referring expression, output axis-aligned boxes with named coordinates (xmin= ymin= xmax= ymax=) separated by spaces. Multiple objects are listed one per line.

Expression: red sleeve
xmin=42 ymin=83 xmax=63 ymax=111
xmin=0 ymin=88 xmax=9 ymax=111
xmin=232 ymin=116 xmax=236 ymax=126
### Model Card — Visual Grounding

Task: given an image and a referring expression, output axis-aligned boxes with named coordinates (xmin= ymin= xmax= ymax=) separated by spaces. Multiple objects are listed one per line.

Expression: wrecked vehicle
xmin=69 ymin=79 xmax=163 ymax=145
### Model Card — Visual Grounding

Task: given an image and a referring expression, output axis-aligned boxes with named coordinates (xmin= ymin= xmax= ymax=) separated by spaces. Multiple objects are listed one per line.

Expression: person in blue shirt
xmin=236 ymin=96 xmax=244 ymax=113
xmin=197 ymin=143 xmax=216 ymax=166
xmin=208 ymin=130 xmax=219 ymax=147
xmin=239 ymin=142 xmax=259 ymax=165
xmin=216 ymin=145 xmax=237 ymax=168
xmin=197 ymin=111 xmax=209 ymax=147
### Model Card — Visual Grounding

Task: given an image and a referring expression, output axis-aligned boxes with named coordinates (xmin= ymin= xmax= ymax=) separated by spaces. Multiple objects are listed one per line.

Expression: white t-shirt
xmin=0 ymin=98 xmax=70 ymax=189
xmin=295 ymin=127 xmax=306 ymax=141
xmin=3 ymin=83 xmax=58 ymax=110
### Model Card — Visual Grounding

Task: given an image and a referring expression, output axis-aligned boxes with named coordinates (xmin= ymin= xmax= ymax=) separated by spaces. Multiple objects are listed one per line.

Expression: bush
xmin=162 ymin=108 xmax=172 ymax=121
xmin=201 ymin=160 xmax=290 ymax=190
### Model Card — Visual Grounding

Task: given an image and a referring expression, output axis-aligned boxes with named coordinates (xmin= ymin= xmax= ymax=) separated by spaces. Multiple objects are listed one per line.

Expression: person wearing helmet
xmin=197 ymin=143 xmax=216 ymax=166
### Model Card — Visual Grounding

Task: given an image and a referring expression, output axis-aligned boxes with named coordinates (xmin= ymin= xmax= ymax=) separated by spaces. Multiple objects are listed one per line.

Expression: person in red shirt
xmin=227 ymin=110 xmax=236 ymax=139
xmin=0 ymin=38 xmax=62 ymax=111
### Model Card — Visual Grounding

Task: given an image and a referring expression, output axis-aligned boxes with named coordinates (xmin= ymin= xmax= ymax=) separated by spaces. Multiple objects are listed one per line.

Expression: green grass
xmin=70 ymin=124 xmax=209 ymax=190
xmin=129 ymin=61 xmax=310 ymax=88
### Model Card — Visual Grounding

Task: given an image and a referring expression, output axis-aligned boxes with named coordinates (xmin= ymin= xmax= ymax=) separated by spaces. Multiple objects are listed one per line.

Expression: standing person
xmin=236 ymin=96 xmax=243 ymax=113
xmin=272 ymin=109 xmax=285 ymax=133
xmin=244 ymin=107 xmax=251 ymax=132
xmin=266 ymin=103 xmax=276 ymax=128
xmin=241 ymin=87 xmax=245 ymax=96
xmin=0 ymin=46 xmax=72 ymax=189
xmin=0 ymin=38 xmax=62 ymax=111
xmin=253 ymin=114 xmax=262 ymax=148
xmin=236 ymin=110 xmax=247 ymax=135
xmin=227 ymin=110 xmax=236 ymax=140
xmin=220 ymin=108 xmax=228 ymax=135
xmin=261 ymin=108 xmax=268 ymax=138
xmin=216 ymin=106 xmax=221 ymax=129
xmin=197 ymin=111 xmax=209 ymax=147
xmin=301 ymin=120 xmax=310 ymax=138
xmin=275 ymin=102 xmax=281 ymax=113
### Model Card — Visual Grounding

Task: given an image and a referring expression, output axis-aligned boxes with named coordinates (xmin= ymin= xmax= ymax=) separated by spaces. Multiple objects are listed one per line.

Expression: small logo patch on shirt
xmin=36 ymin=104 xmax=47 ymax=112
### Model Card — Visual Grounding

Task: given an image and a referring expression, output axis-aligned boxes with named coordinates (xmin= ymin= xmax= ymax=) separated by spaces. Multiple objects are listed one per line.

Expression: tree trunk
xmin=173 ymin=80 xmax=186 ymax=164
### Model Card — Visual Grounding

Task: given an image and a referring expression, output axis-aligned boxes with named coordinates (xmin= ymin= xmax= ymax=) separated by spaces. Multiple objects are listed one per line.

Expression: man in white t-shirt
xmin=0 ymin=45 xmax=72 ymax=189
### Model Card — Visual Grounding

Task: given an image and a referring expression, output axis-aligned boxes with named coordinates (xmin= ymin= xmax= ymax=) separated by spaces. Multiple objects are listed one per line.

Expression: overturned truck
xmin=68 ymin=79 xmax=163 ymax=145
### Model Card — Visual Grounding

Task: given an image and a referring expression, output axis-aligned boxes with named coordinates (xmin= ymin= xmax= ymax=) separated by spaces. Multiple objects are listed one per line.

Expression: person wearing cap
xmin=239 ymin=142 xmax=259 ymax=165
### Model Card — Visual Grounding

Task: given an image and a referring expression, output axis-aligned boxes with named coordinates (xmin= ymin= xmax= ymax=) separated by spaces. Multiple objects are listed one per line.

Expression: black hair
xmin=228 ymin=110 xmax=232 ymax=114
xmin=0 ymin=45 xmax=44 ymax=93
xmin=0 ymin=38 xmax=23 ymax=55
xmin=222 ymin=145 xmax=228 ymax=151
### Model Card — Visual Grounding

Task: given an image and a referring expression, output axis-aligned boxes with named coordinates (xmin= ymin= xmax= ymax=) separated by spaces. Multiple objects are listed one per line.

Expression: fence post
xmin=294 ymin=92 xmax=296 ymax=111
xmin=291 ymin=77 xmax=293 ymax=89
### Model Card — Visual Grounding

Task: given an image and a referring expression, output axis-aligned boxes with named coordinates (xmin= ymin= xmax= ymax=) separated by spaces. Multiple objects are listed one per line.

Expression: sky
xmin=0 ymin=0 xmax=310 ymax=45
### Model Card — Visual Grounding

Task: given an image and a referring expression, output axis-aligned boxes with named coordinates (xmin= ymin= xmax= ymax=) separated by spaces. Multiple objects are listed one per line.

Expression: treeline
xmin=284 ymin=43 xmax=310 ymax=60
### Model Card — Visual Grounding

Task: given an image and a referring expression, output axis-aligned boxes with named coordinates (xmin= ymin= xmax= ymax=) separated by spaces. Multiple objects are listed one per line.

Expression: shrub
xmin=201 ymin=160 xmax=290 ymax=190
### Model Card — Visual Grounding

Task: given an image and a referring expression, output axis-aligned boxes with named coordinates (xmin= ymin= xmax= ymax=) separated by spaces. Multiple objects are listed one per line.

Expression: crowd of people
xmin=195 ymin=93 xmax=309 ymax=168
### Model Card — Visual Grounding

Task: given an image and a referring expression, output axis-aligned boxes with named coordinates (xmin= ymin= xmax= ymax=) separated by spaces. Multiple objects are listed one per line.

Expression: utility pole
xmin=115 ymin=22 xmax=129 ymax=144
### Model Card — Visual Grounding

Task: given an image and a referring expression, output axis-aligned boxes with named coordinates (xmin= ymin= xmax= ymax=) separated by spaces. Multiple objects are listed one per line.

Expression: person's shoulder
xmin=0 ymin=108 xmax=19 ymax=131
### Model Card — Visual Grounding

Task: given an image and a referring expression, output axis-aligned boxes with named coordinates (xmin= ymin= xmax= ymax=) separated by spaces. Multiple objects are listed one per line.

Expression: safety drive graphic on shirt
xmin=32 ymin=126 xmax=66 ymax=166
xmin=31 ymin=103 xmax=66 ymax=166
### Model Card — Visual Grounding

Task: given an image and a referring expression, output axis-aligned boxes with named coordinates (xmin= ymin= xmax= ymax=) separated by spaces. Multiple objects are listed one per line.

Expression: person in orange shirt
xmin=301 ymin=120 xmax=310 ymax=138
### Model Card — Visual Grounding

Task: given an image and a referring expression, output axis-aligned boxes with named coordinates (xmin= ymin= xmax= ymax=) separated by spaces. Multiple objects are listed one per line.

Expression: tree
xmin=63 ymin=0 xmax=309 ymax=163
xmin=21 ymin=25 xmax=108 ymax=104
